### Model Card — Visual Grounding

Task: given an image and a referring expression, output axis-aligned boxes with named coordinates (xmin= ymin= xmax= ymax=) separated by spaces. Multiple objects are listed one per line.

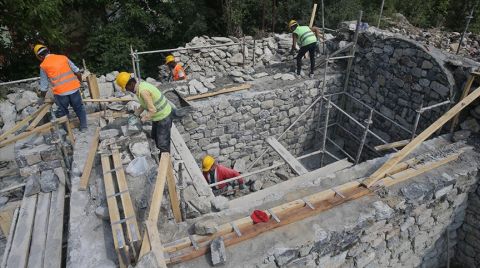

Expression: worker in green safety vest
xmin=289 ymin=20 xmax=322 ymax=78
xmin=116 ymin=72 xmax=173 ymax=154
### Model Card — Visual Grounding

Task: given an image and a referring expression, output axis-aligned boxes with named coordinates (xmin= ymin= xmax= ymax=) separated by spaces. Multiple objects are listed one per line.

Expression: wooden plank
xmin=145 ymin=220 xmax=168 ymax=268
xmin=185 ymin=84 xmax=251 ymax=101
xmin=26 ymin=104 xmax=51 ymax=131
xmin=6 ymin=194 xmax=37 ymax=268
xmin=101 ymin=154 xmax=128 ymax=268
xmin=266 ymin=137 xmax=308 ymax=175
xmin=86 ymin=74 xmax=100 ymax=99
xmin=83 ymin=97 xmax=134 ymax=103
xmin=1 ymin=207 xmax=19 ymax=268
xmin=43 ymin=168 xmax=66 ymax=268
xmin=65 ymin=120 xmax=75 ymax=144
xmin=0 ymin=116 xmax=68 ymax=148
xmin=450 ymin=75 xmax=475 ymax=134
xmin=362 ymin=86 xmax=480 ymax=188
xmin=0 ymin=104 xmax=49 ymax=141
xmin=139 ymin=153 xmax=169 ymax=259
xmin=79 ymin=127 xmax=100 ymax=191
xmin=111 ymin=149 xmax=141 ymax=250
xmin=309 ymin=3 xmax=318 ymax=28
xmin=166 ymin=160 xmax=182 ymax=223
xmin=27 ymin=192 xmax=51 ymax=268
xmin=0 ymin=201 xmax=21 ymax=237
xmin=374 ymin=139 xmax=409 ymax=151
xmin=165 ymin=152 xmax=461 ymax=264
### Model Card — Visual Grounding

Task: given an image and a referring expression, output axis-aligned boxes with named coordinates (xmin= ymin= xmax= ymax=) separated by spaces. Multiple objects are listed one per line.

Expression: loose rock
xmin=210 ymin=237 xmax=227 ymax=266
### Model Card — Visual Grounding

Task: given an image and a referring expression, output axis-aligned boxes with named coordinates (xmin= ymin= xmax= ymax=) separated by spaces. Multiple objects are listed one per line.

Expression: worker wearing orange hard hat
xmin=165 ymin=55 xmax=187 ymax=81
xmin=34 ymin=44 xmax=87 ymax=131
xmin=288 ymin=20 xmax=322 ymax=78
xmin=202 ymin=155 xmax=245 ymax=196
xmin=116 ymin=72 xmax=173 ymax=153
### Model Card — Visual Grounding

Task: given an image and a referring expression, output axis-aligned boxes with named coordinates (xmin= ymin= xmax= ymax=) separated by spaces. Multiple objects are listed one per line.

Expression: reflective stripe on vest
xmin=137 ymin=82 xmax=172 ymax=121
xmin=40 ymin=54 xmax=80 ymax=95
xmin=293 ymin=26 xmax=317 ymax=47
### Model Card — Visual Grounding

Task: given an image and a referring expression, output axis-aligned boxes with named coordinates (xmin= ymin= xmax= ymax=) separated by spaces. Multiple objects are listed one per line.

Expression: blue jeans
xmin=54 ymin=90 xmax=87 ymax=129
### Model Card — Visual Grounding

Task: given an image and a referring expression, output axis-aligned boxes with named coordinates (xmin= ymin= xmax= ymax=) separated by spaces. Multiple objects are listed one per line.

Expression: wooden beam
xmin=6 ymin=194 xmax=37 ymax=268
xmin=450 ymin=75 xmax=475 ymax=134
xmin=139 ymin=153 xmax=170 ymax=259
xmin=362 ymin=86 xmax=480 ymax=188
xmin=27 ymin=192 xmax=51 ymax=267
xmin=165 ymin=159 xmax=182 ymax=223
xmin=79 ymin=127 xmax=100 ymax=191
xmin=145 ymin=220 xmax=168 ymax=268
xmin=65 ymin=120 xmax=75 ymax=144
xmin=1 ymin=207 xmax=19 ymax=268
xmin=26 ymin=104 xmax=51 ymax=131
xmin=266 ymin=137 xmax=308 ymax=175
xmin=0 ymin=104 xmax=49 ymax=141
xmin=185 ymin=84 xmax=251 ymax=101
xmin=309 ymin=3 xmax=318 ymax=28
xmin=374 ymin=139 xmax=409 ymax=151
xmin=86 ymin=74 xmax=100 ymax=99
xmin=0 ymin=201 xmax=21 ymax=237
xmin=83 ymin=97 xmax=134 ymax=103
xmin=0 ymin=116 xmax=68 ymax=148
xmin=164 ymin=152 xmax=461 ymax=264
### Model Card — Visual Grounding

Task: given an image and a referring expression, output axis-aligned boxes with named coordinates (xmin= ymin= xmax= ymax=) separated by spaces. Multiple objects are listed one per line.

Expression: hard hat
xmin=33 ymin=44 xmax=48 ymax=56
xmin=165 ymin=55 xmax=175 ymax=64
xmin=116 ymin=72 xmax=132 ymax=90
xmin=288 ymin=20 xmax=298 ymax=29
xmin=202 ymin=155 xmax=215 ymax=172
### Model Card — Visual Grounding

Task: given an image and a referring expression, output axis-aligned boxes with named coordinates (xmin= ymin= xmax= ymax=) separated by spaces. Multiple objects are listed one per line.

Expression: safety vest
xmin=173 ymin=64 xmax=186 ymax=81
xmin=293 ymin=26 xmax=317 ymax=47
xmin=40 ymin=54 xmax=81 ymax=95
xmin=137 ymin=82 xmax=172 ymax=121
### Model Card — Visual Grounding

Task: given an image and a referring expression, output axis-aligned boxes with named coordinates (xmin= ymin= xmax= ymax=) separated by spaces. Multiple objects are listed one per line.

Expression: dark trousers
xmin=296 ymin=42 xmax=317 ymax=75
xmin=152 ymin=114 xmax=173 ymax=153
xmin=54 ymin=90 xmax=87 ymax=129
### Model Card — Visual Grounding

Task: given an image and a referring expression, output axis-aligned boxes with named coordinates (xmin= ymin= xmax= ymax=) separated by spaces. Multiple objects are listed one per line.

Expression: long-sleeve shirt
xmin=203 ymin=164 xmax=244 ymax=189
xmin=39 ymin=54 xmax=80 ymax=95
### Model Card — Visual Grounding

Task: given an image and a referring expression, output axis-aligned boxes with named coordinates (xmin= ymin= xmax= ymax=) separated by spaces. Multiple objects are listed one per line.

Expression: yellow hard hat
xmin=165 ymin=55 xmax=175 ymax=64
xmin=288 ymin=20 xmax=298 ymax=29
xmin=33 ymin=44 xmax=48 ymax=56
xmin=116 ymin=72 xmax=132 ymax=90
xmin=202 ymin=155 xmax=215 ymax=172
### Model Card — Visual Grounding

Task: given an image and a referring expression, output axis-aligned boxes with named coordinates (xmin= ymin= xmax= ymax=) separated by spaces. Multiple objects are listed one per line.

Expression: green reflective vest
xmin=137 ymin=81 xmax=172 ymax=121
xmin=294 ymin=26 xmax=317 ymax=47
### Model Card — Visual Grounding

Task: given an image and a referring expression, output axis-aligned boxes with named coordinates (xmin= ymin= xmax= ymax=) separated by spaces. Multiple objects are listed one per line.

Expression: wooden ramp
xmin=2 ymin=168 xmax=66 ymax=268
xmin=266 ymin=137 xmax=309 ymax=175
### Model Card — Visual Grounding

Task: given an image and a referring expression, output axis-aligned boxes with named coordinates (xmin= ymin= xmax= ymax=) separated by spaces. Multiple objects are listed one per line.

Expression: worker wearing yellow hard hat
xmin=34 ymin=44 xmax=88 ymax=131
xmin=202 ymin=155 xmax=246 ymax=196
xmin=165 ymin=54 xmax=187 ymax=81
xmin=116 ymin=71 xmax=173 ymax=153
xmin=288 ymin=19 xmax=322 ymax=78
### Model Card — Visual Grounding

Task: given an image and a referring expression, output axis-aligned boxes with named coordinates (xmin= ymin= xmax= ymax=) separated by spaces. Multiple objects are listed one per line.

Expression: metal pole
xmin=0 ymin=77 xmax=40 ymax=86
xmin=377 ymin=0 xmax=385 ymax=28
xmin=135 ymin=42 xmax=242 ymax=55
xmin=253 ymin=39 xmax=256 ymax=66
xmin=130 ymin=46 xmax=138 ymax=80
xmin=457 ymin=4 xmax=477 ymax=55
xmin=316 ymin=55 xmax=329 ymax=131
xmin=355 ymin=109 xmax=374 ymax=164
xmin=178 ymin=162 xmax=187 ymax=221
xmin=242 ymin=35 xmax=246 ymax=66
xmin=321 ymin=0 xmax=326 ymax=55
xmin=411 ymin=103 xmax=423 ymax=140
xmin=326 ymin=136 xmax=356 ymax=162
xmin=343 ymin=10 xmax=363 ymax=93
xmin=420 ymin=100 xmax=451 ymax=112
xmin=320 ymin=97 xmax=332 ymax=167
xmin=135 ymin=50 xmax=141 ymax=80
xmin=335 ymin=124 xmax=383 ymax=156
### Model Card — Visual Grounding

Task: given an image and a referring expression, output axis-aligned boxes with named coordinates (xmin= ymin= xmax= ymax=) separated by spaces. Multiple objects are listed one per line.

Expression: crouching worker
xmin=116 ymin=72 xmax=173 ymax=153
xmin=202 ymin=155 xmax=245 ymax=196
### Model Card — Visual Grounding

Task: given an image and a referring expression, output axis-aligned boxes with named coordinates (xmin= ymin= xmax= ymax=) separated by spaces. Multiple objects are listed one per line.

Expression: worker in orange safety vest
xmin=34 ymin=44 xmax=87 ymax=131
xmin=165 ymin=55 xmax=187 ymax=81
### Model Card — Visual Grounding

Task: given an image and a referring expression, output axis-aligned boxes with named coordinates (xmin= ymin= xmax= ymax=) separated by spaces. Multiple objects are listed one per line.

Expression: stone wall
xmin=177 ymin=75 xmax=343 ymax=168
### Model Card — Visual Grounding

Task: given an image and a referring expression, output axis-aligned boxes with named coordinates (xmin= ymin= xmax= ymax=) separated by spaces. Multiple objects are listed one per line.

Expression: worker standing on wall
xmin=116 ymin=72 xmax=173 ymax=153
xmin=165 ymin=55 xmax=187 ymax=81
xmin=202 ymin=155 xmax=245 ymax=196
xmin=34 ymin=44 xmax=88 ymax=131
xmin=289 ymin=20 xmax=321 ymax=78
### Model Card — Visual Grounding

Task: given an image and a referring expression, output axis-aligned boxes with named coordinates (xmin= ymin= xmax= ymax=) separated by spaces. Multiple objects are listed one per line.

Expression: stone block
xmin=210 ymin=196 xmax=229 ymax=211
xmin=210 ymin=237 xmax=227 ymax=266
xmin=195 ymin=220 xmax=218 ymax=235
xmin=40 ymin=169 xmax=59 ymax=192
xmin=25 ymin=174 xmax=41 ymax=196
xmin=373 ymin=201 xmax=394 ymax=220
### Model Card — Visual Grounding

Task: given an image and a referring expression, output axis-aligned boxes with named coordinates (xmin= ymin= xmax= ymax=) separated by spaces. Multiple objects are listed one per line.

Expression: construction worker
xmin=165 ymin=55 xmax=187 ymax=81
xmin=115 ymin=72 xmax=173 ymax=153
xmin=34 ymin=44 xmax=87 ymax=131
xmin=202 ymin=155 xmax=245 ymax=195
xmin=288 ymin=20 xmax=322 ymax=77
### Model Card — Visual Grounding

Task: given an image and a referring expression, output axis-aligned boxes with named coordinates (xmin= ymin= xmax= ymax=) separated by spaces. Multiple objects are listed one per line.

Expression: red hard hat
xmin=250 ymin=210 xmax=269 ymax=223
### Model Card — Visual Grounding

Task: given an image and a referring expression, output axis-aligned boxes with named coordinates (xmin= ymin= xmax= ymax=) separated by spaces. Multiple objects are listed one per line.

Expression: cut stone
xmin=40 ymin=169 xmax=59 ymax=192
xmin=194 ymin=220 xmax=218 ymax=235
xmin=373 ymin=201 xmax=394 ymax=220
xmin=129 ymin=141 xmax=151 ymax=158
xmin=99 ymin=129 xmax=120 ymax=140
xmin=210 ymin=196 xmax=229 ymax=211
xmin=210 ymin=237 xmax=227 ymax=266
xmin=25 ymin=175 xmax=41 ymax=196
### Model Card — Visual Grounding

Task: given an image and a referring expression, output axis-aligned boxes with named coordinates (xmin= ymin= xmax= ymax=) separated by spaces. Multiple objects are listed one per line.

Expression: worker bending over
xmin=202 ymin=155 xmax=245 ymax=196
xmin=165 ymin=55 xmax=187 ymax=81
xmin=34 ymin=44 xmax=87 ymax=131
xmin=289 ymin=20 xmax=321 ymax=77
xmin=116 ymin=72 xmax=173 ymax=153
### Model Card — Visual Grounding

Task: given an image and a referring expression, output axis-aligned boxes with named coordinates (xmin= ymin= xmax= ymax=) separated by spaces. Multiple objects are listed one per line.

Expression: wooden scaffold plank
xmin=185 ymin=84 xmax=251 ymax=101
xmin=79 ymin=127 xmax=100 ymax=191
xmin=27 ymin=192 xmax=51 ymax=268
xmin=26 ymin=104 xmax=51 ymax=131
xmin=266 ymin=137 xmax=308 ymax=175
xmin=0 ymin=103 xmax=49 ymax=141
xmin=165 ymin=159 xmax=182 ymax=223
xmin=1 ymin=207 xmax=19 ymax=268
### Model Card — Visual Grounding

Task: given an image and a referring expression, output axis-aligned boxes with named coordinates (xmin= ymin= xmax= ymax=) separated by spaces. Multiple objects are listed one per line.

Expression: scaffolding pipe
xmin=134 ymin=49 xmax=142 ymax=79
xmin=457 ymin=4 xmax=476 ymax=55
xmin=130 ymin=46 xmax=138 ymax=80
xmin=377 ymin=0 xmax=385 ymax=28
xmin=335 ymin=124 xmax=384 ymax=156
xmin=321 ymin=0 xmax=326 ymax=54
xmin=342 ymin=10 xmax=363 ymax=93
xmin=411 ymin=103 xmax=423 ymax=140
xmin=326 ymin=137 xmax=355 ymax=162
xmin=355 ymin=109 xmax=374 ymax=164
xmin=320 ymin=97 xmax=332 ymax=167
xmin=135 ymin=42 xmax=241 ymax=55
xmin=419 ymin=99 xmax=451 ymax=112
xmin=0 ymin=77 xmax=40 ymax=86
xmin=328 ymin=55 xmax=355 ymax=61
xmin=252 ymin=39 xmax=256 ymax=66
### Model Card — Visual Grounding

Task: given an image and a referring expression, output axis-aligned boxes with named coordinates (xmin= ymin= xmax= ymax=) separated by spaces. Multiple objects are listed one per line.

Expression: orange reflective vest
xmin=40 ymin=54 xmax=81 ymax=95
xmin=172 ymin=64 xmax=186 ymax=81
